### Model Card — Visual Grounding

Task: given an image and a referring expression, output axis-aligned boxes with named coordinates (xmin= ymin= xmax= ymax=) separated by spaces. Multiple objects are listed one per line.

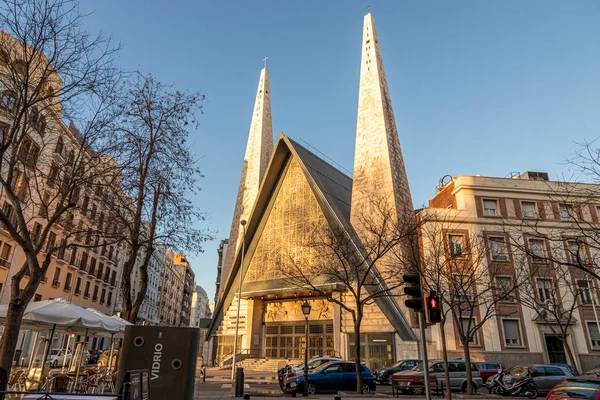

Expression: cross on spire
xmin=367 ymin=4 xmax=370 ymax=13
xmin=263 ymin=56 xmax=268 ymax=69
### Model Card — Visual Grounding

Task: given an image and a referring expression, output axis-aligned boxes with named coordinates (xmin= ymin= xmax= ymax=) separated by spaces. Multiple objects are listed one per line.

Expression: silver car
xmin=393 ymin=359 xmax=484 ymax=394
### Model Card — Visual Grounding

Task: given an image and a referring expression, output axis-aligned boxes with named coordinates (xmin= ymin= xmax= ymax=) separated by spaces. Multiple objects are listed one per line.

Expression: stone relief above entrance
xmin=265 ymin=298 xmax=332 ymax=322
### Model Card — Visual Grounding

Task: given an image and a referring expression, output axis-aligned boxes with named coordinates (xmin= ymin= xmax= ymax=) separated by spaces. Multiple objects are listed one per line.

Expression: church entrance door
xmin=265 ymin=322 xmax=334 ymax=359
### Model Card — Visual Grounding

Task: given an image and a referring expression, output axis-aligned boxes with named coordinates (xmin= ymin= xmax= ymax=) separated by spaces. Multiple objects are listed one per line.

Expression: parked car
xmin=485 ymin=365 xmax=573 ymax=394
xmin=293 ymin=361 xmax=376 ymax=395
xmin=476 ymin=362 xmax=509 ymax=382
xmin=550 ymin=363 xmax=576 ymax=375
xmin=88 ymin=349 xmax=102 ymax=364
xmin=97 ymin=349 xmax=119 ymax=370
xmin=374 ymin=359 xmax=421 ymax=385
xmin=46 ymin=349 xmax=72 ymax=368
xmin=547 ymin=377 xmax=600 ymax=400
xmin=283 ymin=356 xmax=343 ymax=385
xmin=393 ymin=359 xmax=483 ymax=394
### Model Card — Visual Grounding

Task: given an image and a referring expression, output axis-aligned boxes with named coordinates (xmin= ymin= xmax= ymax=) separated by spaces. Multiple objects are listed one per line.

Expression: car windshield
xmin=412 ymin=361 xmax=436 ymax=372
xmin=313 ymin=361 xmax=337 ymax=372
xmin=391 ymin=360 xmax=405 ymax=368
xmin=552 ymin=381 xmax=600 ymax=400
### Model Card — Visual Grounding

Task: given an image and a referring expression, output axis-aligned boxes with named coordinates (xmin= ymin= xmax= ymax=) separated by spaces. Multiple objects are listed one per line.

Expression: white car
xmin=46 ymin=349 xmax=72 ymax=368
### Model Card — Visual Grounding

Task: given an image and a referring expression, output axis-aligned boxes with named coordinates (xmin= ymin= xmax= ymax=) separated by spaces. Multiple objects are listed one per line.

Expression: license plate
xmin=400 ymin=382 xmax=410 ymax=386
xmin=289 ymin=382 xmax=297 ymax=388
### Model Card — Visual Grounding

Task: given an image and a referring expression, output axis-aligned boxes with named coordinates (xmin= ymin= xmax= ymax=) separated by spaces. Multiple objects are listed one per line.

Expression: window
xmin=567 ymin=240 xmax=583 ymax=265
xmin=84 ymin=282 xmax=90 ymax=298
xmin=107 ymin=291 xmax=113 ymax=306
xmin=100 ymin=288 xmax=106 ymax=304
xmin=64 ymin=272 xmax=72 ymax=290
xmin=559 ymin=204 xmax=574 ymax=221
xmin=502 ymin=319 xmax=521 ymax=346
xmin=449 ymin=235 xmax=465 ymax=257
xmin=528 ymin=239 xmax=545 ymax=261
xmin=578 ymin=280 xmax=595 ymax=305
xmin=18 ymin=135 xmax=40 ymax=167
xmin=93 ymin=285 xmax=98 ymax=301
xmin=0 ymin=123 xmax=8 ymax=145
xmin=522 ymin=201 xmax=537 ymax=218
xmin=459 ymin=318 xmax=478 ymax=344
xmin=453 ymin=274 xmax=473 ymax=301
xmin=55 ymin=136 xmax=64 ymax=155
xmin=536 ymin=278 xmax=552 ymax=302
xmin=483 ymin=199 xmax=499 ymax=216
xmin=46 ymin=232 xmax=56 ymax=253
xmin=495 ymin=276 xmax=515 ymax=302
xmin=75 ymin=277 xmax=82 ymax=295
xmin=34 ymin=294 xmax=42 ymax=301
xmin=0 ymin=90 xmax=17 ymax=112
xmin=489 ymin=237 xmax=508 ymax=261
xmin=0 ymin=242 xmax=12 ymax=267
xmin=52 ymin=267 xmax=61 ymax=287
xmin=588 ymin=322 xmax=600 ymax=348
xmin=32 ymin=222 xmax=42 ymax=243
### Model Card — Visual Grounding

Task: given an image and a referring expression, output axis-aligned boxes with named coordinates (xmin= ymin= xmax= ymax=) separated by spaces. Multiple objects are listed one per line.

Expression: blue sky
xmin=80 ymin=1 xmax=600 ymax=302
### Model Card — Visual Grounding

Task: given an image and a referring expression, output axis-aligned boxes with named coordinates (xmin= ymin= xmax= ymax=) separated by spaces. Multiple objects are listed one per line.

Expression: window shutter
xmin=503 ymin=320 xmax=520 ymax=344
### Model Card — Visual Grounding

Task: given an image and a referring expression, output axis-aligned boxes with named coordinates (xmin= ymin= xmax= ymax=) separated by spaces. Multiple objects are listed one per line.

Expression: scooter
xmin=277 ymin=363 xmax=298 ymax=397
xmin=488 ymin=369 xmax=538 ymax=398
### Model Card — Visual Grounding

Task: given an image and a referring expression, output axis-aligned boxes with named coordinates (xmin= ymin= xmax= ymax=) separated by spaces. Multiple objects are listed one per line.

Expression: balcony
xmin=110 ymin=278 xmax=116 ymax=287
xmin=0 ymin=258 xmax=10 ymax=268
xmin=100 ymin=299 xmax=105 ymax=305
xmin=64 ymin=285 xmax=71 ymax=291
xmin=92 ymin=296 xmax=98 ymax=302
xmin=74 ymin=289 xmax=81 ymax=296
xmin=107 ymin=300 xmax=112 ymax=306
xmin=51 ymin=280 xmax=60 ymax=287
xmin=84 ymin=292 xmax=90 ymax=298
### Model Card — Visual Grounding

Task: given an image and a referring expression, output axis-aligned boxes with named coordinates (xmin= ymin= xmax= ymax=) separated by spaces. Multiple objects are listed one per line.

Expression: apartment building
xmin=174 ymin=253 xmax=195 ymax=327
xmin=158 ymin=249 xmax=185 ymax=326
xmin=422 ymin=171 xmax=600 ymax=372
xmin=214 ymin=239 xmax=227 ymax=306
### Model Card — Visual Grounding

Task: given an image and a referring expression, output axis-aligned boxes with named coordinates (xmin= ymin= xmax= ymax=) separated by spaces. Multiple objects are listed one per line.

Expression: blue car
xmin=293 ymin=361 xmax=376 ymax=395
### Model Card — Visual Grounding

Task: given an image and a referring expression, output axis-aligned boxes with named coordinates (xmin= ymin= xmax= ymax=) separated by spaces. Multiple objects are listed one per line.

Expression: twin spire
xmin=220 ymin=11 xmax=413 ymax=297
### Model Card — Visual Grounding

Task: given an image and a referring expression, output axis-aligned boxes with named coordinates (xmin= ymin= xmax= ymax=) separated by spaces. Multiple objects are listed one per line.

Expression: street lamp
xmin=301 ymin=300 xmax=311 ymax=397
xmin=232 ymin=219 xmax=247 ymax=382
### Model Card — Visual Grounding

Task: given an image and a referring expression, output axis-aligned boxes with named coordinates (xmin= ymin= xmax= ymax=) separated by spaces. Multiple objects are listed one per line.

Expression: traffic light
xmin=403 ymin=273 xmax=424 ymax=312
xmin=427 ymin=291 xmax=441 ymax=324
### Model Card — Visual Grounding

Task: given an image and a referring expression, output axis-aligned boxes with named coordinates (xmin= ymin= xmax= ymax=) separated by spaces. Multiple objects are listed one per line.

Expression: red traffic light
xmin=428 ymin=297 xmax=439 ymax=310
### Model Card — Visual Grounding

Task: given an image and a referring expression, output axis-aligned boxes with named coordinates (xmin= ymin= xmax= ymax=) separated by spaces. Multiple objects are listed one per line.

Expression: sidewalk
xmin=202 ymin=367 xmax=278 ymax=384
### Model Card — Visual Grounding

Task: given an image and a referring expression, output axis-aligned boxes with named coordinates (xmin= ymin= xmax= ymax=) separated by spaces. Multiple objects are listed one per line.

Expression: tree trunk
xmin=354 ymin=311 xmax=364 ymax=394
xmin=440 ymin=318 xmax=452 ymax=400
xmin=561 ymin=335 xmax=579 ymax=375
xmin=0 ymin=300 xmax=27 ymax=373
xmin=463 ymin=341 xmax=473 ymax=395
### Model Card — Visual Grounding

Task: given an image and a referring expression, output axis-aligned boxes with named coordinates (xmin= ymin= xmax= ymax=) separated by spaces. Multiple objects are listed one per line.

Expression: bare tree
xmin=418 ymin=211 xmax=523 ymax=395
xmin=106 ymin=73 xmax=212 ymax=323
xmin=0 ymin=0 xmax=119 ymax=372
xmin=280 ymin=197 xmax=420 ymax=394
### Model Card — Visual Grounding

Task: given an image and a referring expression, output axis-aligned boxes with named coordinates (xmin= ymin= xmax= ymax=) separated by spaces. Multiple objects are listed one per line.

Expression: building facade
xmin=214 ymin=239 xmax=228 ymax=306
xmin=208 ymin=12 xmax=418 ymax=369
xmin=422 ymin=172 xmax=600 ymax=372
xmin=158 ymin=249 xmax=185 ymax=326
xmin=191 ymin=285 xmax=211 ymax=328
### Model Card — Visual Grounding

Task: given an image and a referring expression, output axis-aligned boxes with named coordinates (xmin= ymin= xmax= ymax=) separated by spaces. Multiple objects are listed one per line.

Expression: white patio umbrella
xmin=0 ymin=298 xmax=121 ymax=334
xmin=0 ymin=298 xmax=123 ymax=376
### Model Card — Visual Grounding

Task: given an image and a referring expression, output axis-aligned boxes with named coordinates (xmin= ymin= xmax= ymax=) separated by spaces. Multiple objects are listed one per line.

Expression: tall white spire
xmin=219 ymin=66 xmax=274 ymax=298
xmin=351 ymin=12 xmax=414 ymax=226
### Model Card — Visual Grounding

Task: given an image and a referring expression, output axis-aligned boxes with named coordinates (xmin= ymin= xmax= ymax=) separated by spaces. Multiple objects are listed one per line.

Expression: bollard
xmin=234 ymin=367 xmax=244 ymax=397
xmin=203 ymin=366 xmax=207 ymax=382
xmin=243 ymin=394 xmax=251 ymax=400
xmin=334 ymin=397 xmax=341 ymax=400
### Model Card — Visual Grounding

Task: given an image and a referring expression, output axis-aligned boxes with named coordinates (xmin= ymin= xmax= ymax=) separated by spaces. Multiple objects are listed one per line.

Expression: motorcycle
xmin=277 ymin=363 xmax=298 ymax=397
xmin=488 ymin=369 xmax=538 ymax=398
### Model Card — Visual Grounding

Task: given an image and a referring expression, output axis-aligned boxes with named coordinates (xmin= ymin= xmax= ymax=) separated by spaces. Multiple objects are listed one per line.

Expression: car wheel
xmin=362 ymin=384 xmax=371 ymax=394
xmin=411 ymin=384 xmax=425 ymax=395
xmin=307 ymin=383 xmax=316 ymax=395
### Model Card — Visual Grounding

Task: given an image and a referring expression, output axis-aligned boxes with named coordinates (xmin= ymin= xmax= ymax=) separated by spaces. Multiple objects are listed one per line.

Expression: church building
xmin=207 ymin=11 xmax=421 ymax=370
